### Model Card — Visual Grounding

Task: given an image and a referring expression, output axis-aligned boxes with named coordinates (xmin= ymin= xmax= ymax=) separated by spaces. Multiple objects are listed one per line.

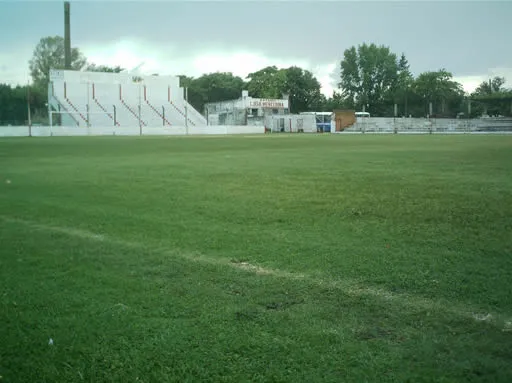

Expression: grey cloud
xmin=69 ymin=1 xmax=512 ymax=77
xmin=2 ymin=1 xmax=512 ymax=86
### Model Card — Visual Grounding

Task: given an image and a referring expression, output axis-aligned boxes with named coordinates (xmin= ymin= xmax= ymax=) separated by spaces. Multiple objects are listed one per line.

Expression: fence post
xmin=185 ymin=103 xmax=188 ymax=129
xmin=162 ymin=106 xmax=165 ymax=126
xmin=86 ymin=103 xmax=90 ymax=129
xmin=113 ymin=105 xmax=116 ymax=126
xmin=27 ymin=85 xmax=32 ymax=137
xmin=138 ymin=105 xmax=142 ymax=136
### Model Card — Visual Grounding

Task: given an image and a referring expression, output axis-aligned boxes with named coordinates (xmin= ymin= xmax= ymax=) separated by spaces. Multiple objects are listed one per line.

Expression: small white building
xmin=204 ymin=91 xmax=289 ymax=126
xmin=264 ymin=113 xmax=316 ymax=133
xmin=300 ymin=112 xmax=333 ymax=132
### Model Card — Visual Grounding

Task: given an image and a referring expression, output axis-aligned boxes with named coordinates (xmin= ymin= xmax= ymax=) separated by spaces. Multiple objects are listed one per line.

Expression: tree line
xmin=1 ymin=36 xmax=511 ymax=126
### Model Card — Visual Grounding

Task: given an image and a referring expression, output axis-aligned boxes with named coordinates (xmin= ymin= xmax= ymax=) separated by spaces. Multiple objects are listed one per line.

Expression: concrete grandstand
xmin=48 ymin=69 xmax=207 ymax=128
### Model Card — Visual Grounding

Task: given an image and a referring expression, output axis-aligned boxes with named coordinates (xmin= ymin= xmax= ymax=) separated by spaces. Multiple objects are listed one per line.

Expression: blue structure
xmin=300 ymin=112 xmax=332 ymax=132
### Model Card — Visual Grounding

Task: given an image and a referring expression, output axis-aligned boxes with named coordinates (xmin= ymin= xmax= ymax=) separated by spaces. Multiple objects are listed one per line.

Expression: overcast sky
xmin=1 ymin=1 xmax=511 ymax=96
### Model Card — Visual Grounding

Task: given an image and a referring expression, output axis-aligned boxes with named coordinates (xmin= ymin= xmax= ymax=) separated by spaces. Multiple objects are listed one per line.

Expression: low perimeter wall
xmin=2 ymin=118 xmax=512 ymax=137
xmin=0 ymin=125 xmax=265 ymax=137
xmin=341 ymin=117 xmax=512 ymax=133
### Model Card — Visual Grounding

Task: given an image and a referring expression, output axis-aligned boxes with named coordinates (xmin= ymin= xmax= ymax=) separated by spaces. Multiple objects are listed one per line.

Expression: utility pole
xmin=64 ymin=2 xmax=71 ymax=69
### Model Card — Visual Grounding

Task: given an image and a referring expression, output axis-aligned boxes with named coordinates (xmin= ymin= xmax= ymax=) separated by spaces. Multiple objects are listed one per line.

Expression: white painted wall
xmin=338 ymin=117 xmax=512 ymax=133
xmin=3 ymin=118 xmax=511 ymax=137
xmin=0 ymin=125 xmax=265 ymax=137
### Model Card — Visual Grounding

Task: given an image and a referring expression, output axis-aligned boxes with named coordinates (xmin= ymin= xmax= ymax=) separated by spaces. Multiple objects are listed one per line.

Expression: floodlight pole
xmin=64 ymin=2 xmax=71 ymax=70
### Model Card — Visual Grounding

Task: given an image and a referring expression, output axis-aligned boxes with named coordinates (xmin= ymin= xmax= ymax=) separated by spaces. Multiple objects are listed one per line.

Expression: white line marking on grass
xmin=1 ymin=215 xmax=510 ymax=330
xmin=0 ymin=215 xmax=106 ymax=242
xmin=229 ymin=260 xmax=304 ymax=278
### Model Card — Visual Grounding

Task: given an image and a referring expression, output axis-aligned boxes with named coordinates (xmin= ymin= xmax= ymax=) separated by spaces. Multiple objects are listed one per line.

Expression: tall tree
xmin=282 ymin=66 xmax=323 ymax=113
xmin=411 ymin=70 xmax=464 ymax=117
xmin=29 ymin=36 xmax=87 ymax=90
xmin=395 ymin=53 xmax=414 ymax=116
xmin=474 ymin=76 xmax=506 ymax=95
xmin=472 ymin=77 xmax=512 ymax=117
xmin=338 ymin=43 xmax=400 ymax=115
xmin=246 ymin=66 xmax=286 ymax=99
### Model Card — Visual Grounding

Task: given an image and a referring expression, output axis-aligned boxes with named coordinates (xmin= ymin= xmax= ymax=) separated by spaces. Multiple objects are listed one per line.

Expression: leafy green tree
xmin=29 ymin=36 xmax=87 ymax=90
xmin=283 ymin=66 xmax=323 ymax=113
xmin=474 ymin=76 xmax=506 ymax=95
xmin=246 ymin=66 xmax=286 ymax=99
xmin=0 ymin=84 xmax=26 ymax=125
xmin=27 ymin=84 xmax=49 ymax=123
xmin=178 ymin=72 xmax=245 ymax=113
xmin=394 ymin=53 xmax=414 ymax=116
xmin=411 ymin=69 xmax=464 ymax=117
xmin=321 ymin=91 xmax=352 ymax=112
xmin=471 ymin=77 xmax=512 ymax=117
xmin=246 ymin=66 xmax=322 ymax=113
xmin=338 ymin=43 xmax=400 ymax=115
xmin=0 ymin=84 xmax=47 ymax=126
xmin=177 ymin=75 xmax=202 ymax=111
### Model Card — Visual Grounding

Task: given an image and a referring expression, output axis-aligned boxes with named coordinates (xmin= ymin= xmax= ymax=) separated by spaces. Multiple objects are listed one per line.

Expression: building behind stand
xmin=205 ymin=91 xmax=317 ymax=132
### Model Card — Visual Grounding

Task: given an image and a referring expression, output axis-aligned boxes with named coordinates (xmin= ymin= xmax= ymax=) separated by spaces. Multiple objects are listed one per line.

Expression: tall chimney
xmin=64 ymin=2 xmax=71 ymax=69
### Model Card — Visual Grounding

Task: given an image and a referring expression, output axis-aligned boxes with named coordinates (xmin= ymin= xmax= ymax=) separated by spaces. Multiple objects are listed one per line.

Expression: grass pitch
xmin=1 ymin=134 xmax=512 ymax=382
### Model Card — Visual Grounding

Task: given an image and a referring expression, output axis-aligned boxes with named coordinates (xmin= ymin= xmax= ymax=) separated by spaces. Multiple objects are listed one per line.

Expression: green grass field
xmin=1 ymin=134 xmax=512 ymax=382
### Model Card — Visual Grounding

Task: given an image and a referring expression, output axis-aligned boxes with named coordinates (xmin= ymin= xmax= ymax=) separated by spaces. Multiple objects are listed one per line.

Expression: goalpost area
xmin=45 ymin=69 xmax=264 ymax=136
